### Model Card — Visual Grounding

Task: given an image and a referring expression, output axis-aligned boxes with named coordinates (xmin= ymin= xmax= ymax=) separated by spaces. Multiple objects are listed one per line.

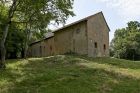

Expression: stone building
xmin=29 ymin=12 xmax=110 ymax=57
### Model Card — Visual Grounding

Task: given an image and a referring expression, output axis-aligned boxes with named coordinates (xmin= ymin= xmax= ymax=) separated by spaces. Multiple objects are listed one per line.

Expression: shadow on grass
xmin=76 ymin=55 xmax=140 ymax=70
xmin=0 ymin=55 xmax=140 ymax=93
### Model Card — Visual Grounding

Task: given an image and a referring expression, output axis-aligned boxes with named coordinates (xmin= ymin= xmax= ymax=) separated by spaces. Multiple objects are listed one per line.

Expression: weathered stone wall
xmin=29 ymin=42 xmax=42 ymax=57
xmin=29 ymin=12 xmax=110 ymax=58
xmin=87 ymin=12 xmax=110 ymax=57
xmin=43 ymin=37 xmax=55 ymax=56
xmin=54 ymin=21 xmax=88 ymax=55
xmin=29 ymin=37 xmax=54 ymax=57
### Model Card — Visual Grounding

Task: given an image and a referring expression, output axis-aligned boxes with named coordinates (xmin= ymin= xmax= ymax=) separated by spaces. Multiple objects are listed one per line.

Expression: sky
xmin=51 ymin=0 xmax=140 ymax=42
xmin=66 ymin=0 xmax=140 ymax=42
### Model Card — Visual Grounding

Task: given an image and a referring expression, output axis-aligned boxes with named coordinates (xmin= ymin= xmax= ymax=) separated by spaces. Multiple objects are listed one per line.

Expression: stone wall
xmin=54 ymin=21 xmax=88 ymax=55
xmin=29 ymin=12 xmax=110 ymax=58
xmin=87 ymin=12 xmax=110 ymax=57
xmin=29 ymin=37 xmax=54 ymax=57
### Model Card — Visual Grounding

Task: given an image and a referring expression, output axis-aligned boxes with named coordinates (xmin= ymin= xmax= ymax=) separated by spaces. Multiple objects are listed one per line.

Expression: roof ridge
xmin=30 ymin=11 xmax=110 ymax=45
xmin=52 ymin=11 xmax=103 ymax=33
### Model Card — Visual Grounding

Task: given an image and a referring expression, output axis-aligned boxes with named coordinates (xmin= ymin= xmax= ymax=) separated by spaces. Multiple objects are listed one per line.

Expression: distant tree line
xmin=110 ymin=21 xmax=140 ymax=60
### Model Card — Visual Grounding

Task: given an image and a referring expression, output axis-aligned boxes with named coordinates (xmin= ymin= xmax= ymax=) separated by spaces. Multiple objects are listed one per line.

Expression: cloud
xmin=96 ymin=0 xmax=140 ymax=21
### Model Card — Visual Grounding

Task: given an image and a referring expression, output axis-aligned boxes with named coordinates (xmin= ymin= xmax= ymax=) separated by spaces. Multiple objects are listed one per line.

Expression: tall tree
xmin=0 ymin=1 xmax=17 ymax=68
xmin=0 ymin=0 xmax=75 ymax=69
xmin=111 ymin=21 xmax=140 ymax=60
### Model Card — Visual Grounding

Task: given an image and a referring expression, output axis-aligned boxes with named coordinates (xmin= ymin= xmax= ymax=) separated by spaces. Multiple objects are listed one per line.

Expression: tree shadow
xmin=76 ymin=55 xmax=140 ymax=70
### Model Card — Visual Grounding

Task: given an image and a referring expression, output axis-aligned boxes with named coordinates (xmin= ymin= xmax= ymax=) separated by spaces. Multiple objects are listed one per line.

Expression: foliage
xmin=6 ymin=24 xmax=26 ymax=58
xmin=0 ymin=55 xmax=140 ymax=93
xmin=0 ymin=0 xmax=75 ymax=62
xmin=111 ymin=21 xmax=140 ymax=60
xmin=0 ymin=4 xmax=25 ymax=59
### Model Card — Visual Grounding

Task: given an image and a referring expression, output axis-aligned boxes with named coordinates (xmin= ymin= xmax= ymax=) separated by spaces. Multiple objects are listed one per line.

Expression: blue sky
xmin=65 ymin=0 xmax=140 ymax=42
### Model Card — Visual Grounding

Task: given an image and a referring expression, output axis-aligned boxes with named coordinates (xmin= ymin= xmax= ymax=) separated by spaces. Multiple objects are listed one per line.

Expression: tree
xmin=111 ymin=21 xmax=140 ymax=60
xmin=6 ymin=24 xmax=25 ymax=59
xmin=0 ymin=5 xmax=26 ymax=59
xmin=0 ymin=0 xmax=75 ymax=69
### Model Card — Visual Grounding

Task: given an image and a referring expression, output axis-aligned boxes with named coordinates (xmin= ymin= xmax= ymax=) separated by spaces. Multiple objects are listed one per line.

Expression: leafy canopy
xmin=111 ymin=21 xmax=140 ymax=60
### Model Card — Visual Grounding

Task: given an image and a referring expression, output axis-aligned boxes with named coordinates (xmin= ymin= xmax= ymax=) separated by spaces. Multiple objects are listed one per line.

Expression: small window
xmin=73 ymin=39 xmax=75 ymax=51
xmin=40 ymin=46 xmax=42 ymax=54
xmin=104 ymin=44 xmax=106 ymax=50
xmin=95 ymin=42 xmax=97 ymax=48
xmin=44 ymin=46 xmax=45 ymax=50
xmin=50 ymin=46 xmax=52 ymax=51
xmin=76 ymin=28 xmax=80 ymax=34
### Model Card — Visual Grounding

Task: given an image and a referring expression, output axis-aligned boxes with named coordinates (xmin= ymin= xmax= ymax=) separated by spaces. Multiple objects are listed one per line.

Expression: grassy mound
xmin=0 ymin=55 xmax=140 ymax=93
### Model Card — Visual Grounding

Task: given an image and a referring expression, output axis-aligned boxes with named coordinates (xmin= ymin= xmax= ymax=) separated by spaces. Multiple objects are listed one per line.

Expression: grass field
xmin=0 ymin=55 xmax=140 ymax=93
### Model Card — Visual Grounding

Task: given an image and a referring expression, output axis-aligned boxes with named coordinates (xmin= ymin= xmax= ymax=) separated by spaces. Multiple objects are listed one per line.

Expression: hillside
xmin=0 ymin=55 xmax=140 ymax=93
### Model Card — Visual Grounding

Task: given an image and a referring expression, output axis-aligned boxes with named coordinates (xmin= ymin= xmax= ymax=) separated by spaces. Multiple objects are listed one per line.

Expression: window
xmin=94 ymin=42 xmax=97 ymax=48
xmin=73 ymin=39 xmax=75 ymax=51
xmin=50 ymin=46 xmax=52 ymax=51
xmin=40 ymin=46 xmax=42 ymax=55
xmin=76 ymin=28 xmax=80 ymax=34
xmin=44 ymin=46 xmax=45 ymax=51
xmin=104 ymin=44 xmax=106 ymax=50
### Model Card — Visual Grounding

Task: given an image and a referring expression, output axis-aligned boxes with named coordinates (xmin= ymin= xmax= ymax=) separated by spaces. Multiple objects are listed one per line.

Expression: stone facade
xmin=87 ymin=12 xmax=110 ymax=57
xmin=54 ymin=21 xmax=88 ymax=55
xmin=29 ymin=12 xmax=110 ymax=57
xmin=29 ymin=37 xmax=54 ymax=57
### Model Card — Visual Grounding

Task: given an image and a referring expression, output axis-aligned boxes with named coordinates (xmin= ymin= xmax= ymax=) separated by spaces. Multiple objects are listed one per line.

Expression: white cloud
xmin=96 ymin=0 xmax=140 ymax=21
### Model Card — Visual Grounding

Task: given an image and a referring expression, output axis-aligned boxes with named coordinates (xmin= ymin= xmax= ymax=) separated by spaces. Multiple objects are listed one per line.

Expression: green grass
xmin=0 ymin=55 xmax=140 ymax=93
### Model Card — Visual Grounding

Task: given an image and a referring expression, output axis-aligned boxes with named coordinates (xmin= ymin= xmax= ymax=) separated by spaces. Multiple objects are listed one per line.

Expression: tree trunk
xmin=0 ymin=0 xmax=18 ymax=69
xmin=24 ymin=40 xmax=28 ymax=58
xmin=0 ymin=24 xmax=10 ymax=69
xmin=24 ymin=28 xmax=31 ymax=59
